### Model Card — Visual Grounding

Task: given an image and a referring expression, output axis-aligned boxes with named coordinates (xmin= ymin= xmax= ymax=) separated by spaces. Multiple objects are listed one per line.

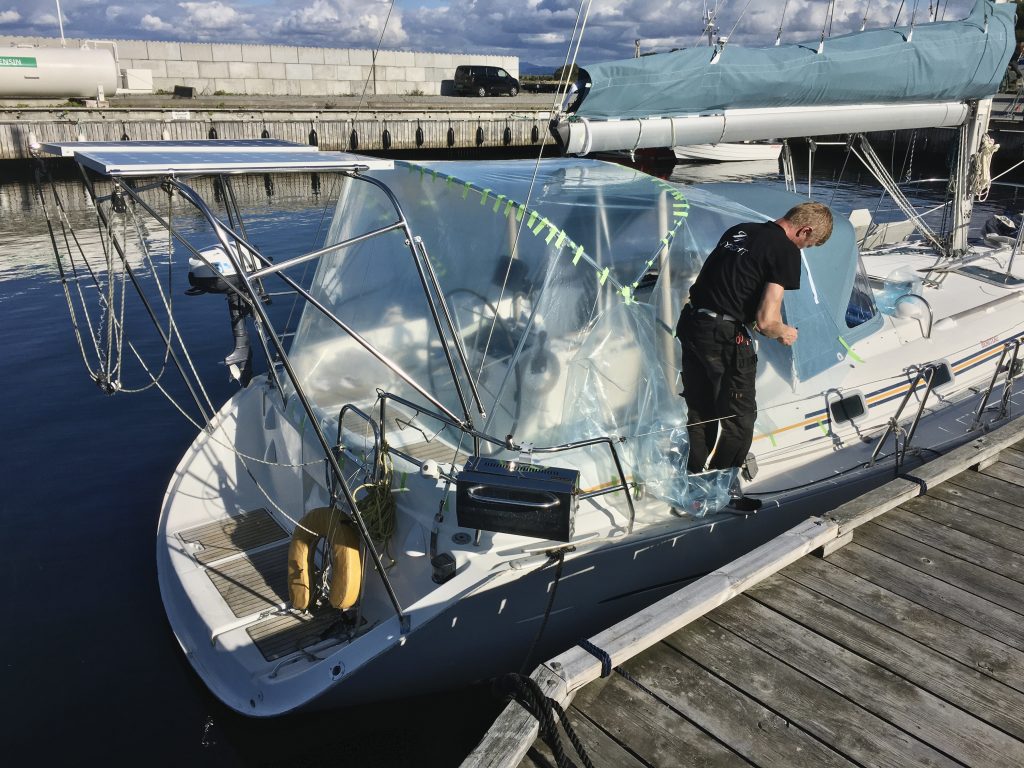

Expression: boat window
xmin=845 ymin=258 xmax=877 ymax=328
xmin=828 ymin=392 xmax=867 ymax=424
xmin=925 ymin=360 xmax=954 ymax=390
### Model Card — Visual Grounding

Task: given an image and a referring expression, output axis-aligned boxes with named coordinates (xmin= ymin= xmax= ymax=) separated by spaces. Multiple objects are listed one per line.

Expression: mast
xmin=950 ymin=100 xmax=991 ymax=253
xmin=951 ymin=0 xmax=1007 ymax=254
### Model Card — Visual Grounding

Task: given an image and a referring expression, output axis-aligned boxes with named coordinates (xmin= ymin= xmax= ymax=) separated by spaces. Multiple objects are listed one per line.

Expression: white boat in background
xmin=673 ymin=142 xmax=782 ymax=162
xmin=36 ymin=0 xmax=1023 ymax=718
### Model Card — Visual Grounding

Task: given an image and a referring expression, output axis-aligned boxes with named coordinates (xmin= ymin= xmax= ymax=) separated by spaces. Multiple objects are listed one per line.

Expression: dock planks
xmin=515 ymin=441 xmax=1024 ymax=768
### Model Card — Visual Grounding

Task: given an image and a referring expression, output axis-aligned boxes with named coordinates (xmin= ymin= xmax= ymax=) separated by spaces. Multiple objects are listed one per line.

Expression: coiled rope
xmin=492 ymin=673 xmax=595 ymax=768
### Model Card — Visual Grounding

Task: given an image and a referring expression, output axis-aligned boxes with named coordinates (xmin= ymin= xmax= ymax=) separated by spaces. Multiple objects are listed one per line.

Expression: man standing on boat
xmin=676 ymin=202 xmax=833 ymax=477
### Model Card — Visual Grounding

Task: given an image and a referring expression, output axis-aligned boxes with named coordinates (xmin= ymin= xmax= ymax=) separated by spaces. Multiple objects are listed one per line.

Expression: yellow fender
xmin=287 ymin=506 xmax=362 ymax=611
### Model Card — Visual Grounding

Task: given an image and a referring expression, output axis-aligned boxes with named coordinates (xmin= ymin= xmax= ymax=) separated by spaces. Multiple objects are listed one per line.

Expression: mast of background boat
xmin=702 ymin=0 xmax=720 ymax=47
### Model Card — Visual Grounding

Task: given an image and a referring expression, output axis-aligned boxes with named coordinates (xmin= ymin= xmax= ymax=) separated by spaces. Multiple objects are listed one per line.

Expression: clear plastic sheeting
xmin=287 ymin=159 xmax=867 ymax=511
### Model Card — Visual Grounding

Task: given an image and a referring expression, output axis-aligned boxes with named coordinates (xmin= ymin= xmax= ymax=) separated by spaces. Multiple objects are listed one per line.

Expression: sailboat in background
xmin=673 ymin=141 xmax=783 ymax=162
xmin=36 ymin=0 xmax=1023 ymax=717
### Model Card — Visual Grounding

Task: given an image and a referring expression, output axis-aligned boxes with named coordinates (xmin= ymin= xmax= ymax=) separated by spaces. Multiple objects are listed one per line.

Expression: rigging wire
xmin=723 ymin=0 xmax=755 ymax=44
xmin=775 ymin=0 xmax=790 ymax=45
xmin=553 ymin=0 xmax=592 ymax=111
xmin=893 ymin=0 xmax=905 ymax=26
xmin=818 ymin=0 xmax=837 ymax=50
xmin=462 ymin=0 xmax=594 ymax=445
xmin=859 ymin=0 xmax=872 ymax=31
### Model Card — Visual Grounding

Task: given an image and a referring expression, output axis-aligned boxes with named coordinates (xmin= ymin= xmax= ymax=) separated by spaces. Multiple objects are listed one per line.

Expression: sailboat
xmin=673 ymin=141 xmax=783 ymax=162
xmin=37 ymin=0 xmax=1021 ymax=716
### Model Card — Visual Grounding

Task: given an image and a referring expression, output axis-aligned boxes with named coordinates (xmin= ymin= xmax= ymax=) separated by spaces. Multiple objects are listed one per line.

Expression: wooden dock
xmin=464 ymin=417 xmax=1024 ymax=768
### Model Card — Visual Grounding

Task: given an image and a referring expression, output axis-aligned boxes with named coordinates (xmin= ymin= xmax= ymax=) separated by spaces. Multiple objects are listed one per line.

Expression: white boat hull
xmin=157 ymin=370 xmax=1024 ymax=714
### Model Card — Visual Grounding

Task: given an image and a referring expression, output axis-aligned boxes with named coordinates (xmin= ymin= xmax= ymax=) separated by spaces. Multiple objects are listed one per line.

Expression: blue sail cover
xmin=577 ymin=0 xmax=1015 ymax=121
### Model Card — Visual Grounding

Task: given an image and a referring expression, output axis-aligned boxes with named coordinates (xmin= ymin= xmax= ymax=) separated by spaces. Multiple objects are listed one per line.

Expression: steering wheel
xmin=427 ymin=288 xmax=522 ymax=445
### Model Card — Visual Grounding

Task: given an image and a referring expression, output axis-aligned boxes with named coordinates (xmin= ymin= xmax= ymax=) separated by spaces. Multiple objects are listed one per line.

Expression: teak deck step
xmin=189 ymin=511 xmax=354 ymax=662
xmin=179 ymin=507 xmax=286 ymax=564
xmin=247 ymin=610 xmax=347 ymax=662
xmin=205 ymin=543 xmax=290 ymax=618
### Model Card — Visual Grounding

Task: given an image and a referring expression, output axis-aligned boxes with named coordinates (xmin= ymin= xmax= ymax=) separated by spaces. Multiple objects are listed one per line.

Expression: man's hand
xmin=755 ymin=283 xmax=798 ymax=346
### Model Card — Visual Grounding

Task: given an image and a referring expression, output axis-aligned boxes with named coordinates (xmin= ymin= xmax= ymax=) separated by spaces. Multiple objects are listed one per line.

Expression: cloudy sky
xmin=0 ymin=0 xmax=983 ymax=67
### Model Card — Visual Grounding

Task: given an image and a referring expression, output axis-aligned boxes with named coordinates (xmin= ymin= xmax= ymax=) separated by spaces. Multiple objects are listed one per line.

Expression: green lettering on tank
xmin=0 ymin=56 xmax=38 ymax=68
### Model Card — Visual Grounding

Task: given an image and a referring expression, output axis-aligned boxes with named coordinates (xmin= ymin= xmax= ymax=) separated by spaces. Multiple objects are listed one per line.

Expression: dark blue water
xmin=1 ymin=152 xmax=1020 ymax=765
xmin=0 ymin=168 xmax=501 ymax=766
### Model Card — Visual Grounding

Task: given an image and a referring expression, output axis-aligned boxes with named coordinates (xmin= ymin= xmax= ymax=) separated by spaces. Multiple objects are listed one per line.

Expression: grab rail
xmin=869 ymin=363 xmax=942 ymax=472
xmin=377 ymin=391 xmax=637 ymax=533
xmin=971 ymin=339 xmax=1022 ymax=432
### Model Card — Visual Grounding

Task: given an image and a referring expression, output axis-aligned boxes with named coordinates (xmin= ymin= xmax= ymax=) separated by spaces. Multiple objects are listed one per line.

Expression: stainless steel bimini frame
xmin=39 ymin=141 xmax=639 ymax=627
xmin=39 ymin=141 xmax=497 ymax=630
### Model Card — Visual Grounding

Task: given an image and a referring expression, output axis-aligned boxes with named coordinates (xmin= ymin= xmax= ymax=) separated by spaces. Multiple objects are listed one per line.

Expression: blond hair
xmin=784 ymin=202 xmax=833 ymax=246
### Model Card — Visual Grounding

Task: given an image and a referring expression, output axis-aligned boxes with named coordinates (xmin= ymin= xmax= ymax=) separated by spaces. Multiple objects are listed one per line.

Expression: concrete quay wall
xmin=0 ymin=99 xmax=554 ymax=159
xmin=2 ymin=36 xmax=518 ymax=97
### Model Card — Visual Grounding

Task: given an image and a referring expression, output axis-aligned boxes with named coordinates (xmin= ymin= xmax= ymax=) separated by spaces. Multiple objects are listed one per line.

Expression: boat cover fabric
xmin=576 ymin=0 xmax=1015 ymax=121
xmin=289 ymin=159 xmax=871 ymax=507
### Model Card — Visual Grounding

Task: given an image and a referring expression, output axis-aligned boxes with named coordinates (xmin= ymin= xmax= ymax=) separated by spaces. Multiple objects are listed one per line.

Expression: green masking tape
xmin=555 ymin=230 xmax=567 ymax=249
xmin=532 ymin=216 xmax=549 ymax=236
xmin=545 ymin=225 xmax=558 ymax=244
xmin=493 ymin=194 xmax=505 ymax=213
xmin=462 ymin=182 xmax=470 ymax=199
xmin=838 ymin=336 xmax=864 ymax=363
xmin=480 ymin=189 xmax=490 ymax=205
xmin=573 ymin=245 xmax=584 ymax=265
xmin=598 ymin=267 xmax=610 ymax=285
xmin=527 ymin=210 xmax=537 ymax=228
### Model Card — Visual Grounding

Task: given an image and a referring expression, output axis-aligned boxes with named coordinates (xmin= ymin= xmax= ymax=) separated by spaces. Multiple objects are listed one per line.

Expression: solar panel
xmin=43 ymin=146 xmax=394 ymax=177
xmin=41 ymin=139 xmax=313 ymax=158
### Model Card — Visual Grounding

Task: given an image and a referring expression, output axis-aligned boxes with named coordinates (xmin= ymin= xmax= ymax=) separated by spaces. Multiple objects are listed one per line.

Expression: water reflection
xmin=0 ymin=171 xmax=343 ymax=284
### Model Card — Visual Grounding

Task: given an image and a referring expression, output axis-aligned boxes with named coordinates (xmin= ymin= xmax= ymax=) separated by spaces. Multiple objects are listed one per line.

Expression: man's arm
xmin=754 ymin=282 xmax=798 ymax=346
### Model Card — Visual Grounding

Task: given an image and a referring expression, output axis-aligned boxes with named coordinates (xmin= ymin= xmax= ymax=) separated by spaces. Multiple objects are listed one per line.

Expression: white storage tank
xmin=0 ymin=45 xmax=118 ymax=98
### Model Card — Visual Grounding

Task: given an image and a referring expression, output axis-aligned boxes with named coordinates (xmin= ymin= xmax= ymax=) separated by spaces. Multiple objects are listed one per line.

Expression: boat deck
xmin=178 ymin=507 xmax=348 ymax=662
xmin=523 ymin=449 xmax=1024 ymax=768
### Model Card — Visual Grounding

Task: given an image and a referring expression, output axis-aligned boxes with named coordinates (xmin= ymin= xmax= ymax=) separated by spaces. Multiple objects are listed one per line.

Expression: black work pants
xmin=677 ymin=305 xmax=757 ymax=473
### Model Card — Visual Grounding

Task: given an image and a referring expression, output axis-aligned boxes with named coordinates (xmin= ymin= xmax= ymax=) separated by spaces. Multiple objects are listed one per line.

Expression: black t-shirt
xmin=688 ymin=221 xmax=802 ymax=324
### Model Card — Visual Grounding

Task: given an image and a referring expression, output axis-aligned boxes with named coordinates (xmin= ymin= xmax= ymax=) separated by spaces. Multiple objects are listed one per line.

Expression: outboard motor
xmin=185 ymin=244 xmax=253 ymax=385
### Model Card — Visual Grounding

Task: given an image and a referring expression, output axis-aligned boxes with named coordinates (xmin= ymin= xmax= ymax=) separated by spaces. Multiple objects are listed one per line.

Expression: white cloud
xmin=0 ymin=0 xmax=989 ymax=67
xmin=179 ymin=1 xmax=240 ymax=30
xmin=521 ymin=32 xmax=565 ymax=45
xmin=274 ymin=1 xmax=408 ymax=46
xmin=140 ymin=14 xmax=172 ymax=31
